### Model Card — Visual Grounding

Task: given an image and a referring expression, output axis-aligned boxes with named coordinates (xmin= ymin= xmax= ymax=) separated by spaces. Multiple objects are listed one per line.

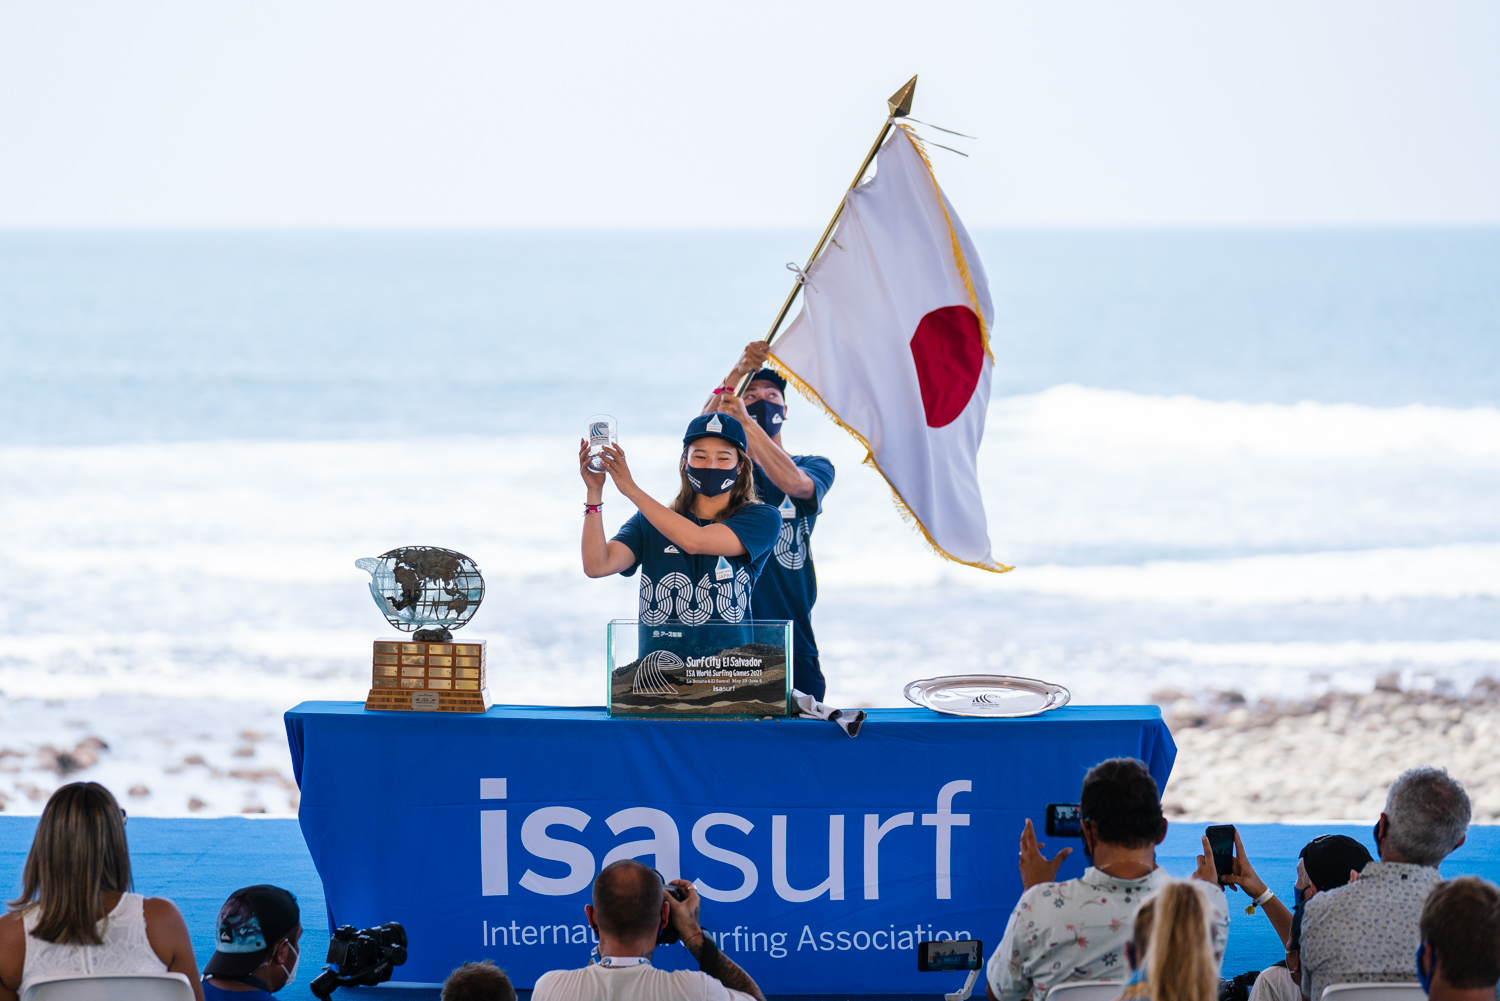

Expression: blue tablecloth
xmin=285 ymin=701 xmax=1174 ymax=993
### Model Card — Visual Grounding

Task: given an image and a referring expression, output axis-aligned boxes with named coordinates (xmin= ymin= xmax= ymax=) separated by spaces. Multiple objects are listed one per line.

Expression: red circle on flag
xmin=909 ymin=305 xmax=983 ymax=428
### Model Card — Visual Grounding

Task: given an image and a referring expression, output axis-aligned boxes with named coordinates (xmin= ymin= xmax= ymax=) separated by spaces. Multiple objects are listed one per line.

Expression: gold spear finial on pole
xmin=732 ymin=75 xmax=918 ymax=395
xmin=887 ymin=75 xmax=917 ymax=118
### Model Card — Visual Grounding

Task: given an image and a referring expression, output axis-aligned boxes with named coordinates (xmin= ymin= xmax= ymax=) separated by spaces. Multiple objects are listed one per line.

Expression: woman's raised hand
xmin=579 ymin=438 xmax=606 ymax=492
xmin=597 ymin=443 xmax=637 ymax=495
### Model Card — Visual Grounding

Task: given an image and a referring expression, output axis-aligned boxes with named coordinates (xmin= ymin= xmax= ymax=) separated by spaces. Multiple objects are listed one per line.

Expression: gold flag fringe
xmin=769 ymin=352 xmax=1013 ymax=574
xmin=896 ymin=123 xmax=994 ymax=364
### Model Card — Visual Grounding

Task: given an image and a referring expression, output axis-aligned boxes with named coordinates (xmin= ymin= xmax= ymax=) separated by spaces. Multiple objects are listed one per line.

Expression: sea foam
xmin=1 ymin=387 xmax=1497 ymax=813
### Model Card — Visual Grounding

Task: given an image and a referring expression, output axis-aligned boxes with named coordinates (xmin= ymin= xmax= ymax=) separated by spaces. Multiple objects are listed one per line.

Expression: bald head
xmin=592 ymin=860 xmax=664 ymax=940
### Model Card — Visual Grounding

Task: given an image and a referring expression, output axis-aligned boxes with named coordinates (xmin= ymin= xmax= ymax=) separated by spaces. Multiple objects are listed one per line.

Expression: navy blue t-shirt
xmin=612 ymin=503 xmax=781 ymax=625
xmin=750 ymin=456 xmax=835 ymax=663
xmin=204 ymin=981 xmax=276 ymax=1001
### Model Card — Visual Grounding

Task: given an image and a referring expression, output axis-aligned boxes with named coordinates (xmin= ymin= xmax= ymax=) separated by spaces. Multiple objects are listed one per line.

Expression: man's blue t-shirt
xmin=612 ymin=503 xmax=781 ymax=625
xmin=750 ymin=456 xmax=835 ymax=663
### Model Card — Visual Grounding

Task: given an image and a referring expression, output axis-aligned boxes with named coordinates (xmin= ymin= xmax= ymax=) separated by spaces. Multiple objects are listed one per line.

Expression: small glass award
xmin=586 ymin=414 xmax=617 ymax=473
xmin=607 ymin=620 xmax=793 ymax=718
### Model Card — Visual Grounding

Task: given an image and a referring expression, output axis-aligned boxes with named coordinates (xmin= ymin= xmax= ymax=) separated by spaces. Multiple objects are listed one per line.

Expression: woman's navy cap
xmin=684 ymin=412 xmax=748 ymax=451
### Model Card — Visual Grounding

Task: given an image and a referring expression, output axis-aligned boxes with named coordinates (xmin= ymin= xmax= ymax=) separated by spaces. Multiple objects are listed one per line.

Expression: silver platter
xmin=903 ymin=674 xmax=1072 ymax=718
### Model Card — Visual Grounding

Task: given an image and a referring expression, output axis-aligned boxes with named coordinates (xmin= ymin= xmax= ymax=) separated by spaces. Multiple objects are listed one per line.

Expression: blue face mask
xmin=1416 ymin=944 xmax=1432 ymax=994
xmin=686 ymin=464 xmax=738 ymax=498
xmin=1288 ymin=881 xmax=1311 ymax=950
xmin=745 ymin=399 xmax=786 ymax=437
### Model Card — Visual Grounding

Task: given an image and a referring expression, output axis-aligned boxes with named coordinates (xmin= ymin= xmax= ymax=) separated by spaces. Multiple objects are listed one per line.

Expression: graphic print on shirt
xmin=773 ymin=514 xmax=811 ymax=571
xmin=636 ymin=568 xmax=753 ymax=625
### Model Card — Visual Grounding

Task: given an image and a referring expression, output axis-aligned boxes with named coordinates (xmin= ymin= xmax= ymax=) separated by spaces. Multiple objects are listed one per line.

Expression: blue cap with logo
xmin=203 ymin=884 xmax=300 ymax=977
xmin=683 ymin=412 xmax=748 ymax=452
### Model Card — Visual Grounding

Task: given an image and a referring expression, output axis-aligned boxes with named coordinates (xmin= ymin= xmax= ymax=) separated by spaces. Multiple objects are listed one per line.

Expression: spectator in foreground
xmin=986 ymin=758 xmax=1229 ymax=1001
xmin=0 ymin=782 xmax=204 ymax=1001
xmin=200 ymin=885 xmax=301 ymax=999
xmin=443 ymin=960 xmax=516 ymax=1001
xmin=1248 ymin=834 xmax=1373 ymax=1001
xmin=1301 ymin=766 xmax=1472 ymax=1000
xmin=532 ymin=859 xmax=765 ymax=1001
xmin=1418 ymin=877 xmax=1500 ymax=1001
xmin=1119 ymin=882 xmax=1219 ymax=1001
xmin=1119 ymin=896 xmax=1157 ymax=1001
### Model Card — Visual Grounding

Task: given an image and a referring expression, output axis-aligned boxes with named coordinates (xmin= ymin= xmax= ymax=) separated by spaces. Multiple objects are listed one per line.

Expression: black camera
xmin=657 ymin=882 xmax=687 ymax=945
xmin=309 ymin=922 xmax=408 ymax=999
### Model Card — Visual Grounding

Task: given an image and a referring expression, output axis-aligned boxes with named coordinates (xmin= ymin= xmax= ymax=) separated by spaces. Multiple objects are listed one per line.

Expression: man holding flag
xmin=706 ymin=343 xmax=836 ymax=701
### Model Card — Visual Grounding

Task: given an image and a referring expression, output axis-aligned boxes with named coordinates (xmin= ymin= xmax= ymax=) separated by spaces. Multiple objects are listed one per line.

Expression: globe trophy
xmin=355 ymin=546 xmax=490 ymax=713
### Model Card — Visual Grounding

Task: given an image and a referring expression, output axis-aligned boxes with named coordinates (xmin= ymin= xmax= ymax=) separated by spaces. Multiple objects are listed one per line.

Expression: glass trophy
xmin=607 ymin=620 xmax=793 ymax=718
xmin=586 ymin=414 xmax=617 ymax=473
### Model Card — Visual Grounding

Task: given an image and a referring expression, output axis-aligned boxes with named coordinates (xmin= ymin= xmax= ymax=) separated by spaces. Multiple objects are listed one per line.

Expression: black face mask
xmin=745 ymin=399 xmax=786 ymax=437
xmin=686 ymin=464 xmax=738 ymax=498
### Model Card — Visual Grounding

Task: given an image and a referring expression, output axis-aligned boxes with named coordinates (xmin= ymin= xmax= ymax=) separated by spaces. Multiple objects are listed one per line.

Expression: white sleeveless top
xmin=20 ymin=892 xmax=169 ymax=995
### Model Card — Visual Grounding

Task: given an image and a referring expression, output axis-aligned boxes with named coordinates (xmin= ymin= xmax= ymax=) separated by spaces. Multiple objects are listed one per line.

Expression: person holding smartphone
xmin=1247 ymin=834 xmax=1373 ymax=1001
xmin=580 ymin=412 xmax=781 ymax=630
xmin=989 ymin=759 xmax=1228 ymax=1001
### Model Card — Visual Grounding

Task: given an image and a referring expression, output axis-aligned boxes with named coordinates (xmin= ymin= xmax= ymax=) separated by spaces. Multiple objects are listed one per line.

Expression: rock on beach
xmin=1159 ymin=677 xmax=1500 ymax=822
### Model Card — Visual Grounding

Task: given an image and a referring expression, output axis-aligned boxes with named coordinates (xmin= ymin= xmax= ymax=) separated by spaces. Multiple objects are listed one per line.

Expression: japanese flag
xmin=771 ymin=126 xmax=1008 ymax=572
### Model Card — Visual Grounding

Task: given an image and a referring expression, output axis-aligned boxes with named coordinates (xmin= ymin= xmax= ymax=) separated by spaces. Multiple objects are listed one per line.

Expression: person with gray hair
xmin=1301 ymin=766 xmax=1472 ymax=1001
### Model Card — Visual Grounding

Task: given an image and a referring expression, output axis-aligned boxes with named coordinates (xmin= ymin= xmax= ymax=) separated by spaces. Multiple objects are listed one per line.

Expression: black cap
xmin=683 ymin=412 xmax=748 ymax=452
xmin=747 ymin=368 xmax=787 ymax=393
xmin=1300 ymin=835 xmax=1373 ymax=891
xmin=203 ymin=885 xmax=300 ymax=977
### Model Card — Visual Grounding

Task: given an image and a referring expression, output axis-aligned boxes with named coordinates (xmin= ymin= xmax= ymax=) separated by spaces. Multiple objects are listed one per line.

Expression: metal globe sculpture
xmin=355 ymin=546 xmax=485 ymax=642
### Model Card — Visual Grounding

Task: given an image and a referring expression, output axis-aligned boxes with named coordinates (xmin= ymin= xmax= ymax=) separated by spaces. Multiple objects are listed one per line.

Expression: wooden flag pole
xmin=731 ymin=74 xmax=917 ymax=396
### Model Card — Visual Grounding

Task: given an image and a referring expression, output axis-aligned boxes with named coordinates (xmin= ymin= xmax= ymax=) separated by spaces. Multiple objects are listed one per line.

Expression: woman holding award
xmin=580 ymin=413 xmax=780 ymax=629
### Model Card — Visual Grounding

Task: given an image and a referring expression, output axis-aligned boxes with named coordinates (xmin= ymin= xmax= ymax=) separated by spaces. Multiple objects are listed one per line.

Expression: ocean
xmin=1 ymin=229 xmax=1498 ymax=816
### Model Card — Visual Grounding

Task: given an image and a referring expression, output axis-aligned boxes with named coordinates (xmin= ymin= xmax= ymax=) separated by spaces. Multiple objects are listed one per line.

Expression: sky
xmin=1 ymin=1 xmax=1497 ymax=229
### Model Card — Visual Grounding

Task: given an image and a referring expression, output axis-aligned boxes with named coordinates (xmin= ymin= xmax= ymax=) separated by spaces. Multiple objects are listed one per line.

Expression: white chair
xmin=20 ymin=972 xmax=195 ymax=1001
xmin=1321 ymin=985 xmax=1427 ymax=1001
xmin=1047 ymin=980 xmax=1128 ymax=1001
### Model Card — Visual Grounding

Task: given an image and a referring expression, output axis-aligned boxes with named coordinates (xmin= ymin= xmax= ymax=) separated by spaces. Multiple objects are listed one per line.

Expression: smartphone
xmin=1045 ymin=803 xmax=1083 ymax=838
xmin=1206 ymin=824 xmax=1236 ymax=880
xmin=917 ymin=939 xmax=983 ymax=972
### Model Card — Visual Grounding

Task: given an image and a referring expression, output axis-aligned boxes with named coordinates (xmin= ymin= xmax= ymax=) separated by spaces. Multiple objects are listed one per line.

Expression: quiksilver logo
xmin=720 ymin=478 xmax=734 ymax=490
xmin=664 ymin=545 xmax=680 ymax=553
xmin=772 ymin=413 xmax=783 ymax=424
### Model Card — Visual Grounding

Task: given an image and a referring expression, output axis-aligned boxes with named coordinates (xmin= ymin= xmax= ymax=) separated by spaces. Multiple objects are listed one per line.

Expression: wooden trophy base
xmin=364 ymin=639 xmax=492 ymax=713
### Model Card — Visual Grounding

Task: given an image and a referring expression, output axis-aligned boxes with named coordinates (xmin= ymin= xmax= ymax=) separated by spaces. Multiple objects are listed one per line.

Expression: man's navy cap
xmin=203 ymin=885 xmax=300 ymax=977
xmin=684 ymin=412 xmax=748 ymax=452
xmin=748 ymin=368 xmax=787 ymax=393
xmin=1300 ymin=835 xmax=1373 ymax=891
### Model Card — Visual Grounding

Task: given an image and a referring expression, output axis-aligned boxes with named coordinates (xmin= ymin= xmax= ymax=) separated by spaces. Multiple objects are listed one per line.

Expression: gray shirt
xmin=1301 ymin=861 xmax=1441 ymax=1001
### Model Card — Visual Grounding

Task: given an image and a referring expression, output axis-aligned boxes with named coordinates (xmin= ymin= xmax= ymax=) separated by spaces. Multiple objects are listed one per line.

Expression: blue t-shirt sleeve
xmin=610 ymin=511 xmax=647 ymax=577
xmin=725 ymin=503 xmax=782 ymax=566
xmin=794 ymin=455 xmax=835 ymax=516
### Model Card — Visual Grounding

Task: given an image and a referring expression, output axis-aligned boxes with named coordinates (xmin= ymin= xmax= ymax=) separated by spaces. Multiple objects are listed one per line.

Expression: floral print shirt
xmin=1300 ymin=861 xmax=1441 ymax=1001
xmin=986 ymin=868 xmax=1229 ymax=1001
